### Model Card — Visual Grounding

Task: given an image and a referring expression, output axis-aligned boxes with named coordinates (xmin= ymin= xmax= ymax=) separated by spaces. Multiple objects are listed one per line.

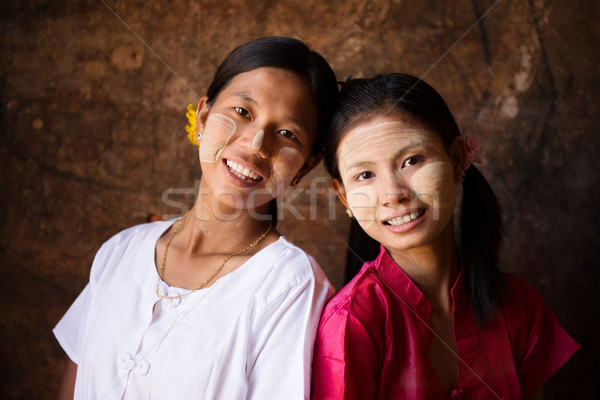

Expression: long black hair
xmin=323 ymin=73 xmax=506 ymax=326
xmin=204 ymin=36 xmax=339 ymax=224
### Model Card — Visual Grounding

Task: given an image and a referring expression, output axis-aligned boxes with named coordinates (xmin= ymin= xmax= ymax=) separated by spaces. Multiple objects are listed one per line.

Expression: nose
xmin=240 ymin=125 xmax=272 ymax=159
xmin=379 ymin=173 xmax=411 ymax=206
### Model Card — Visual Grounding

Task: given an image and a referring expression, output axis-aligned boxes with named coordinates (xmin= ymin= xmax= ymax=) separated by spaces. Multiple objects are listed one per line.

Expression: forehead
xmin=337 ymin=114 xmax=442 ymax=161
xmin=219 ymin=67 xmax=314 ymax=104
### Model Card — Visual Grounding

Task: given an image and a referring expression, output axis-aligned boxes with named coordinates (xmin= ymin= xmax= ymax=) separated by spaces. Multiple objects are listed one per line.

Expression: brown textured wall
xmin=1 ymin=0 xmax=597 ymax=398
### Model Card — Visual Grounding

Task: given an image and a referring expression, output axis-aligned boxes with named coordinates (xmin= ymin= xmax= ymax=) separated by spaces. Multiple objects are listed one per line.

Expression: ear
xmin=450 ymin=136 xmax=467 ymax=182
xmin=291 ymin=152 xmax=323 ymax=184
xmin=196 ymin=96 xmax=211 ymax=134
xmin=331 ymin=178 xmax=350 ymax=209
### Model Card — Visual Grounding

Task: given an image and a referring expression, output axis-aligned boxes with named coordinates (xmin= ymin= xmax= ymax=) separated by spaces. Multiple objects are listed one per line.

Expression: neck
xmin=179 ymin=181 xmax=274 ymax=255
xmin=387 ymin=220 xmax=458 ymax=312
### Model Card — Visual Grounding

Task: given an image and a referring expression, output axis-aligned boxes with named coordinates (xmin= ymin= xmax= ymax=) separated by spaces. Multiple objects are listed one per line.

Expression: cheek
xmin=199 ymin=114 xmax=237 ymax=163
xmin=410 ymin=162 xmax=456 ymax=213
xmin=347 ymin=185 xmax=378 ymax=229
xmin=265 ymin=147 xmax=304 ymax=197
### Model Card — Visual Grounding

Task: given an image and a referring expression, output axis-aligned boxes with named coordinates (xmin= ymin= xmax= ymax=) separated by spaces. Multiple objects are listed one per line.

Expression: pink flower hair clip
xmin=464 ymin=136 xmax=482 ymax=169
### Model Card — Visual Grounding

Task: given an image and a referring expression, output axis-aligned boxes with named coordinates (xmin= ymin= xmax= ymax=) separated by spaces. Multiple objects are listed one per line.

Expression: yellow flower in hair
xmin=185 ymin=103 xmax=200 ymax=147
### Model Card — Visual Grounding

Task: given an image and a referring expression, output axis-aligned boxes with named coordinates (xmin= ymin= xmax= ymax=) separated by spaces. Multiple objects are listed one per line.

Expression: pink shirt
xmin=312 ymin=246 xmax=579 ymax=399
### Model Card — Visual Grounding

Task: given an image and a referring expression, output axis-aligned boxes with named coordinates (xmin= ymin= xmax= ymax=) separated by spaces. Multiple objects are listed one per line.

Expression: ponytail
xmin=461 ymin=165 xmax=507 ymax=326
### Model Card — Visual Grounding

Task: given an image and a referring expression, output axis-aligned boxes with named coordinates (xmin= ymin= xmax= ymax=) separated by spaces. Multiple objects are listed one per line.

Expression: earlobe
xmin=331 ymin=179 xmax=349 ymax=209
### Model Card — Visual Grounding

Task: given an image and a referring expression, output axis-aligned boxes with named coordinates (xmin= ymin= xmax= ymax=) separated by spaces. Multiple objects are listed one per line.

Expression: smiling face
xmin=333 ymin=112 xmax=461 ymax=254
xmin=196 ymin=67 xmax=319 ymax=214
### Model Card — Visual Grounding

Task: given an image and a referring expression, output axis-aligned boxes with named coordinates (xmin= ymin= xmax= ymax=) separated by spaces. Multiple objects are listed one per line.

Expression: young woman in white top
xmin=54 ymin=36 xmax=338 ymax=399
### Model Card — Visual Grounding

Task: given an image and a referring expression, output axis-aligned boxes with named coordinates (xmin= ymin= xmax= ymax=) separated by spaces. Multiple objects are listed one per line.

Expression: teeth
xmin=225 ymin=160 xmax=260 ymax=181
xmin=387 ymin=210 xmax=423 ymax=226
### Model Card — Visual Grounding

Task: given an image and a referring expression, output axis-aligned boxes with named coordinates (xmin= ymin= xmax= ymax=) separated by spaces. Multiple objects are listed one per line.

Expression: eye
xmin=402 ymin=156 xmax=422 ymax=168
xmin=277 ymin=129 xmax=299 ymax=141
xmin=234 ymin=107 xmax=251 ymax=118
xmin=356 ymin=171 xmax=374 ymax=181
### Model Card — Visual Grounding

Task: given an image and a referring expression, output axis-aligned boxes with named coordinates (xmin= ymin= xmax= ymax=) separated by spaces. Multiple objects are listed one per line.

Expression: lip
xmin=381 ymin=208 xmax=427 ymax=234
xmin=221 ymin=158 xmax=265 ymax=186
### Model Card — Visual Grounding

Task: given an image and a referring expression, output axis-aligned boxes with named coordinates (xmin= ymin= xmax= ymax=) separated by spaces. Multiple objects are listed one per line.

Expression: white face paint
xmin=199 ymin=113 xmax=237 ymax=163
xmin=346 ymin=185 xmax=378 ymax=229
xmin=251 ymin=129 xmax=264 ymax=150
xmin=336 ymin=115 xmax=459 ymax=253
xmin=410 ymin=161 xmax=456 ymax=221
xmin=338 ymin=121 xmax=428 ymax=180
xmin=264 ymin=146 xmax=304 ymax=197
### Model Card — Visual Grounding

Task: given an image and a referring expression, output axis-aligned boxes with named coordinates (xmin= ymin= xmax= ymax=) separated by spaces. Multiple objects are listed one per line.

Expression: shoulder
xmin=501 ymin=274 xmax=548 ymax=313
xmin=101 ymin=220 xmax=169 ymax=249
xmin=252 ymin=237 xmax=333 ymax=306
xmin=500 ymin=273 xmax=579 ymax=359
xmin=320 ymin=260 xmax=387 ymax=329
xmin=263 ymin=236 xmax=322 ymax=282
xmin=89 ymin=220 xmax=169 ymax=281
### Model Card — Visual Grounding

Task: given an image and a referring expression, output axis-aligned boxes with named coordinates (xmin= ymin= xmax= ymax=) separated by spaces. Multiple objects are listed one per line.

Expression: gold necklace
xmin=155 ymin=212 xmax=272 ymax=300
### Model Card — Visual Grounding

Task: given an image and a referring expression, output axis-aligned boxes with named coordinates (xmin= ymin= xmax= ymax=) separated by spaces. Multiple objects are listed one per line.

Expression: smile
xmin=224 ymin=159 xmax=263 ymax=181
xmin=385 ymin=209 xmax=425 ymax=226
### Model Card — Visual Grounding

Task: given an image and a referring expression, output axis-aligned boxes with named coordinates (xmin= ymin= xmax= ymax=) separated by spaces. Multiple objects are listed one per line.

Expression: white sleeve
xmin=52 ymin=283 xmax=92 ymax=365
xmin=246 ymin=263 xmax=332 ymax=400
xmin=52 ymin=232 xmax=124 ymax=365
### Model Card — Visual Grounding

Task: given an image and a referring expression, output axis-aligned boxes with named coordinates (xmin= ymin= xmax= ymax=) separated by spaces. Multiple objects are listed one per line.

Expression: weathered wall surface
xmin=1 ymin=0 xmax=597 ymax=398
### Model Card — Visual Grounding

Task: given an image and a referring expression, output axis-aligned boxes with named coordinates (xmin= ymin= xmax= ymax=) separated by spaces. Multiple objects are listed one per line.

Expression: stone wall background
xmin=1 ymin=0 xmax=597 ymax=398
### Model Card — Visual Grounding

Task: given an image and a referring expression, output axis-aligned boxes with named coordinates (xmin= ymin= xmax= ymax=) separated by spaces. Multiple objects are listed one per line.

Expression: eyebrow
xmin=287 ymin=116 xmax=310 ymax=135
xmin=343 ymin=141 xmax=431 ymax=172
xmin=232 ymin=92 xmax=258 ymax=105
xmin=393 ymin=142 xmax=430 ymax=158
xmin=345 ymin=160 xmax=375 ymax=172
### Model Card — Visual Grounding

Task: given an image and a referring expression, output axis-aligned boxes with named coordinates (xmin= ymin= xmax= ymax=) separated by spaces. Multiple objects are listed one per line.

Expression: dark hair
xmin=323 ymin=73 xmax=506 ymax=326
xmin=205 ymin=36 xmax=339 ymax=225
xmin=206 ymin=36 xmax=338 ymax=157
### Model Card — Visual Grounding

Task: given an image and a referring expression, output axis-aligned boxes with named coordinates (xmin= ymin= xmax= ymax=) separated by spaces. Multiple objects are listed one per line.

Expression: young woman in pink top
xmin=312 ymin=73 xmax=579 ymax=399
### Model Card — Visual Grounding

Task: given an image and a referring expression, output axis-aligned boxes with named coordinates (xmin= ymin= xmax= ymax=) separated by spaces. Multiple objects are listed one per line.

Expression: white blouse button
xmin=165 ymin=288 xmax=182 ymax=308
xmin=118 ymin=352 xmax=136 ymax=370
xmin=157 ymin=282 xmax=183 ymax=308
xmin=117 ymin=352 xmax=150 ymax=375
xmin=135 ymin=359 xmax=150 ymax=376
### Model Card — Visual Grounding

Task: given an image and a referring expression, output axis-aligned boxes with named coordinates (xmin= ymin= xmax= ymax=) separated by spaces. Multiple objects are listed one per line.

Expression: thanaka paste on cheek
xmin=410 ymin=161 xmax=456 ymax=219
xmin=347 ymin=185 xmax=378 ymax=229
xmin=265 ymin=147 xmax=304 ymax=197
xmin=251 ymin=129 xmax=264 ymax=150
xmin=199 ymin=113 xmax=237 ymax=163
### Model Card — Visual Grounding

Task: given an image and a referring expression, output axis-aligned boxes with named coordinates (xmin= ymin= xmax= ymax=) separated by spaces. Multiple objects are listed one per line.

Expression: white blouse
xmin=53 ymin=220 xmax=334 ymax=399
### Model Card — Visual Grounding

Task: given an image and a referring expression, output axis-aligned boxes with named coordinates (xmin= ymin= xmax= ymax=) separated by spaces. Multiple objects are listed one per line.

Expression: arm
xmin=57 ymin=356 xmax=77 ymax=400
xmin=246 ymin=277 xmax=331 ymax=400
xmin=312 ymin=309 xmax=379 ymax=400
xmin=505 ymin=276 xmax=579 ymax=398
